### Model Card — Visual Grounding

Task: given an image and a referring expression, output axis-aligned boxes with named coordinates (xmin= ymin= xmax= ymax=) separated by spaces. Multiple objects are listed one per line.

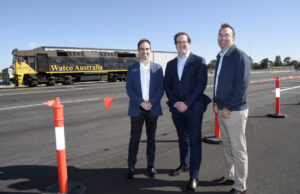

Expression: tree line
xmin=207 ymin=55 xmax=300 ymax=70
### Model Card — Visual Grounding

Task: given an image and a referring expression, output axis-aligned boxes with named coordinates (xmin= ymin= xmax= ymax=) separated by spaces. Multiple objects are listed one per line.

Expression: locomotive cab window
xmin=117 ymin=53 xmax=136 ymax=57
xmin=28 ymin=56 xmax=36 ymax=69
xmin=57 ymin=52 xmax=68 ymax=56
xmin=18 ymin=56 xmax=25 ymax=62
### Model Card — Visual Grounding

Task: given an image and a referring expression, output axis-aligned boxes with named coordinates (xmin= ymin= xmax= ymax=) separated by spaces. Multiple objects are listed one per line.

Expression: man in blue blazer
xmin=212 ymin=24 xmax=250 ymax=194
xmin=164 ymin=32 xmax=211 ymax=192
xmin=126 ymin=39 xmax=164 ymax=182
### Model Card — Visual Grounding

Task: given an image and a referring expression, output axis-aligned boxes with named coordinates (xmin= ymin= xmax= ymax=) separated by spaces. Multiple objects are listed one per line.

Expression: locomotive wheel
xmin=64 ymin=78 xmax=73 ymax=85
xmin=29 ymin=79 xmax=38 ymax=87
xmin=62 ymin=76 xmax=73 ymax=85
xmin=47 ymin=79 xmax=55 ymax=86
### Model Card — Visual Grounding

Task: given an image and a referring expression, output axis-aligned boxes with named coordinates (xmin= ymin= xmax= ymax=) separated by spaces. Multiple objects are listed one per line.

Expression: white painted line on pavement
xmin=283 ymin=92 xmax=300 ymax=94
xmin=0 ymin=96 xmax=126 ymax=111
xmin=273 ymin=85 xmax=300 ymax=93
xmin=0 ymin=84 xmax=125 ymax=97
xmin=0 ymin=98 xmax=101 ymax=111
xmin=60 ymin=98 xmax=101 ymax=104
xmin=0 ymin=88 xmax=87 ymax=97
xmin=0 ymin=103 xmax=44 ymax=111
xmin=0 ymin=85 xmax=213 ymax=111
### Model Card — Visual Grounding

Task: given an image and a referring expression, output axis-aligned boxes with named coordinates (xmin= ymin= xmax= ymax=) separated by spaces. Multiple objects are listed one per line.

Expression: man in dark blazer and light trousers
xmin=164 ymin=32 xmax=211 ymax=192
xmin=212 ymin=24 xmax=250 ymax=194
xmin=126 ymin=39 xmax=164 ymax=182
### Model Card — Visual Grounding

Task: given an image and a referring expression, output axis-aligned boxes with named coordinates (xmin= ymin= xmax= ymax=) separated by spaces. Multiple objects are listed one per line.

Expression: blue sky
xmin=1 ymin=0 xmax=299 ymax=70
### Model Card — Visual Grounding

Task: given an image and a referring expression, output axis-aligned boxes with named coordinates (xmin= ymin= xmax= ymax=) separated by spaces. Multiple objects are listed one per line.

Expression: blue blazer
xmin=213 ymin=44 xmax=250 ymax=111
xmin=126 ymin=62 xmax=164 ymax=117
xmin=164 ymin=53 xmax=211 ymax=113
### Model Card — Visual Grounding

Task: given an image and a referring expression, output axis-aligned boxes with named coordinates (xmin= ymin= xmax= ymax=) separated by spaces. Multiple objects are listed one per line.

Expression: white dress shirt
xmin=140 ymin=61 xmax=150 ymax=101
xmin=215 ymin=48 xmax=229 ymax=96
xmin=177 ymin=52 xmax=190 ymax=80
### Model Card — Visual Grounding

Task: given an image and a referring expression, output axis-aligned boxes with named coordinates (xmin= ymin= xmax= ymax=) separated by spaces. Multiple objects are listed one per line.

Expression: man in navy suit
xmin=126 ymin=39 xmax=164 ymax=182
xmin=212 ymin=24 xmax=250 ymax=194
xmin=164 ymin=32 xmax=211 ymax=192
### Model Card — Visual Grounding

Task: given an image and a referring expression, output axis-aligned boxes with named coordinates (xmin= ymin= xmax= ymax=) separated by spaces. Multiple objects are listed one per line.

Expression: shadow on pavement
xmin=140 ymin=139 xmax=178 ymax=143
xmin=0 ymin=165 xmax=227 ymax=194
xmin=248 ymin=115 xmax=268 ymax=118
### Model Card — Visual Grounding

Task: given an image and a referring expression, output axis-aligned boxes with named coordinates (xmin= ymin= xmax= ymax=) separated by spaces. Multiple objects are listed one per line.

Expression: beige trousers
xmin=218 ymin=109 xmax=248 ymax=191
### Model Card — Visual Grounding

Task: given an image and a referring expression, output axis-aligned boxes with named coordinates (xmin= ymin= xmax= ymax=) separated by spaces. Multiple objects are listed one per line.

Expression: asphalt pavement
xmin=0 ymin=71 xmax=299 ymax=194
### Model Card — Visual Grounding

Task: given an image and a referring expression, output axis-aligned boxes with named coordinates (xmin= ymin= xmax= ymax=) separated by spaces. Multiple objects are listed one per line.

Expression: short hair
xmin=137 ymin=39 xmax=151 ymax=49
xmin=174 ymin=32 xmax=191 ymax=45
xmin=219 ymin=23 xmax=235 ymax=37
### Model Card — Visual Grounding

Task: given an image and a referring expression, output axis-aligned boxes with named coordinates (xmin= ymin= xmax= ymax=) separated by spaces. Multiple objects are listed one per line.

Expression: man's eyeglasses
xmin=176 ymin=41 xmax=188 ymax=45
xmin=138 ymin=48 xmax=150 ymax=51
xmin=218 ymin=34 xmax=231 ymax=38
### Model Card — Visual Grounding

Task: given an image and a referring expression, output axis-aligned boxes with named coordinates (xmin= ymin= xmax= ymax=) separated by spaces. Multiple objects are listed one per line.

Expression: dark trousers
xmin=172 ymin=111 xmax=203 ymax=179
xmin=128 ymin=110 xmax=158 ymax=169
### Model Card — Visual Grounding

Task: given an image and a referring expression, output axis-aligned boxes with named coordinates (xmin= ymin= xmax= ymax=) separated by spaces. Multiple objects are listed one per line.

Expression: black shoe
xmin=212 ymin=176 xmax=234 ymax=185
xmin=169 ymin=165 xmax=189 ymax=176
xmin=147 ymin=166 xmax=157 ymax=178
xmin=229 ymin=188 xmax=246 ymax=194
xmin=186 ymin=178 xmax=198 ymax=192
xmin=126 ymin=169 xmax=134 ymax=182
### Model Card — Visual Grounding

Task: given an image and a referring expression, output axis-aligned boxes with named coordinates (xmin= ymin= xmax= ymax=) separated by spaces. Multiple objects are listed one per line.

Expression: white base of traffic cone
xmin=266 ymin=113 xmax=288 ymax=118
xmin=43 ymin=180 xmax=86 ymax=194
xmin=202 ymin=134 xmax=222 ymax=145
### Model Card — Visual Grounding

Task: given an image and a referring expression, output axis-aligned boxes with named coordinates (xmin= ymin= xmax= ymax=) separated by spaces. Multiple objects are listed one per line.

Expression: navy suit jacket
xmin=213 ymin=44 xmax=250 ymax=111
xmin=164 ymin=53 xmax=211 ymax=113
xmin=126 ymin=62 xmax=164 ymax=117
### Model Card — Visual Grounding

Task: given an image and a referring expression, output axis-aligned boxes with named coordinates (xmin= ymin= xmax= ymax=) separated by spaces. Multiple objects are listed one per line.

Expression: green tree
xmin=259 ymin=58 xmax=269 ymax=69
xmin=207 ymin=59 xmax=217 ymax=70
xmin=283 ymin=57 xmax=291 ymax=66
xmin=297 ymin=61 xmax=300 ymax=70
xmin=251 ymin=62 xmax=260 ymax=69
xmin=291 ymin=60 xmax=300 ymax=69
xmin=274 ymin=55 xmax=283 ymax=66
xmin=248 ymin=56 xmax=253 ymax=64
xmin=248 ymin=56 xmax=255 ymax=69
xmin=290 ymin=60 xmax=298 ymax=67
